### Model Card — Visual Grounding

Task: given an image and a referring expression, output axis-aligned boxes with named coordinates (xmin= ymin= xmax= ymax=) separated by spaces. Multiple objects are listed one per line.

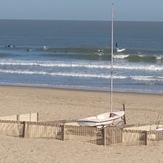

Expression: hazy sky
xmin=0 ymin=0 xmax=163 ymax=21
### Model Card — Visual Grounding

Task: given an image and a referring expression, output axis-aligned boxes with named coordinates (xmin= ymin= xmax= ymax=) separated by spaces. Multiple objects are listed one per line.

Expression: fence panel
xmin=0 ymin=113 xmax=38 ymax=122
xmin=0 ymin=120 xmax=22 ymax=137
xmin=105 ymin=128 xmax=122 ymax=145
xmin=147 ymin=130 xmax=163 ymax=146
xmin=122 ymin=129 xmax=146 ymax=145
xmin=64 ymin=125 xmax=103 ymax=145
xmin=25 ymin=122 xmax=61 ymax=139
xmin=19 ymin=113 xmax=38 ymax=122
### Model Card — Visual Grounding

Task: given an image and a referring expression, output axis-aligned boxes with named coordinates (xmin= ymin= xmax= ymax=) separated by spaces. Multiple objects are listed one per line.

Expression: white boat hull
xmin=76 ymin=111 xmax=124 ymax=128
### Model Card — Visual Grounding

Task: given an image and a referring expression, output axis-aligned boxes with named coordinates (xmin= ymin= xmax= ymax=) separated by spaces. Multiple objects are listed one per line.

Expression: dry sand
xmin=0 ymin=86 xmax=163 ymax=163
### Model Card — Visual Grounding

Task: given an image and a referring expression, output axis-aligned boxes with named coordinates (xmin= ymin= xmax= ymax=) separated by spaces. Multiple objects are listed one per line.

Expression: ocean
xmin=0 ymin=20 xmax=163 ymax=94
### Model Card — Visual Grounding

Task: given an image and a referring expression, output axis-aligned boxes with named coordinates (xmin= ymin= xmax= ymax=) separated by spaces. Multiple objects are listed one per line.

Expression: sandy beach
xmin=0 ymin=86 xmax=163 ymax=163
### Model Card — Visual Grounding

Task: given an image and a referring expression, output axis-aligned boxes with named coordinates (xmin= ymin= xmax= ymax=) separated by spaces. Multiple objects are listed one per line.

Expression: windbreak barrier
xmin=105 ymin=128 xmax=123 ymax=145
xmin=0 ymin=113 xmax=38 ymax=122
xmin=122 ymin=129 xmax=147 ymax=145
xmin=24 ymin=122 xmax=61 ymax=139
xmin=0 ymin=120 xmax=162 ymax=146
xmin=0 ymin=120 xmax=24 ymax=137
xmin=64 ymin=125 xmax=103 ymax=145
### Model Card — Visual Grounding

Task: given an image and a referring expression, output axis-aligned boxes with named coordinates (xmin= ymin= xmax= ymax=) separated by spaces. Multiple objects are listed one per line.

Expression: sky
xmin=0 ymin=0 xmax=163 ymax=21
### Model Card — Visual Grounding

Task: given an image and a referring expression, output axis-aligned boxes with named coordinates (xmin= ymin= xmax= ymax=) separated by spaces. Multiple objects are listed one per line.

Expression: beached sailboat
xmin=76 ymin=4 xmax=125 ymax=128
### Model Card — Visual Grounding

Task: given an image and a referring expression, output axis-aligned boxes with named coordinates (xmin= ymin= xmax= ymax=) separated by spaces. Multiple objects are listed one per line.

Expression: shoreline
xmin=0 ymin=84 xmax=163 ymax=96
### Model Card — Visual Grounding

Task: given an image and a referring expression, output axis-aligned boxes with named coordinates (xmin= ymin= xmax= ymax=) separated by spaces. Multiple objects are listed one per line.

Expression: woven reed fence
xmin=0 ymin=120 xmax=163 ymax=146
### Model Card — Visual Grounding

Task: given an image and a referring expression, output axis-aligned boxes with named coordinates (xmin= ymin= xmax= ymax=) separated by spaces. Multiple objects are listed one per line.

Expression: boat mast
xmin=110 ymin=4 xmax=114 ymax=113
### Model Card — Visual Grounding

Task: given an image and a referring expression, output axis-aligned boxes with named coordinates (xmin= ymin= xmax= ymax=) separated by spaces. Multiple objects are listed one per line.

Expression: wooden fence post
xmin=144 ymin=131 xmax=148 ymax=145
xmin=102 ymin=127 xmax=106 ymax=146
xmin=37 ymin=113 xmax=39 ymax=122
xmin=123 ymin=104 xmax=127 ymax=125
xmin=19 ymin=121 xmax=26 ymax=138
xmin=17 ymin=115 xmax=19 ymax=121
xmin=23 ymin=121 xmax=26 ymax=138
xmin=61 ymin=124 xmax=65 ymax=141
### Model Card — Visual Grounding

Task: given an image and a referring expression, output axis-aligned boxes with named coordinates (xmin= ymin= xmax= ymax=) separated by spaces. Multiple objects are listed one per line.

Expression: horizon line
xmin=0 ymin=18 xmax=162 ymax=23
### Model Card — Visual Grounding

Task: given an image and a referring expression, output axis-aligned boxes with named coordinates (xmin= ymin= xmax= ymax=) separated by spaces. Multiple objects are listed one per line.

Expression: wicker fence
xmin=0 ymin=120 xmax=163 ymax=146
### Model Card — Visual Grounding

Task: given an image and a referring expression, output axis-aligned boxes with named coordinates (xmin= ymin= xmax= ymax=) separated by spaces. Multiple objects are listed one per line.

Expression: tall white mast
xmin=110 ymin=4 xmax=114 ymax=113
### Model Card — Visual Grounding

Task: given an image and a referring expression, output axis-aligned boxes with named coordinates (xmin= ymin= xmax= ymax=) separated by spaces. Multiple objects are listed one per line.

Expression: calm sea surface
xmin=0 ymin=20 xmax=163 ymax=94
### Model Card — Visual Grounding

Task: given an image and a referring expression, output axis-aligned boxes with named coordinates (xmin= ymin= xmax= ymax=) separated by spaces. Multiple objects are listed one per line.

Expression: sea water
xmin=0 ymin=20 xmax=162 ymax=94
